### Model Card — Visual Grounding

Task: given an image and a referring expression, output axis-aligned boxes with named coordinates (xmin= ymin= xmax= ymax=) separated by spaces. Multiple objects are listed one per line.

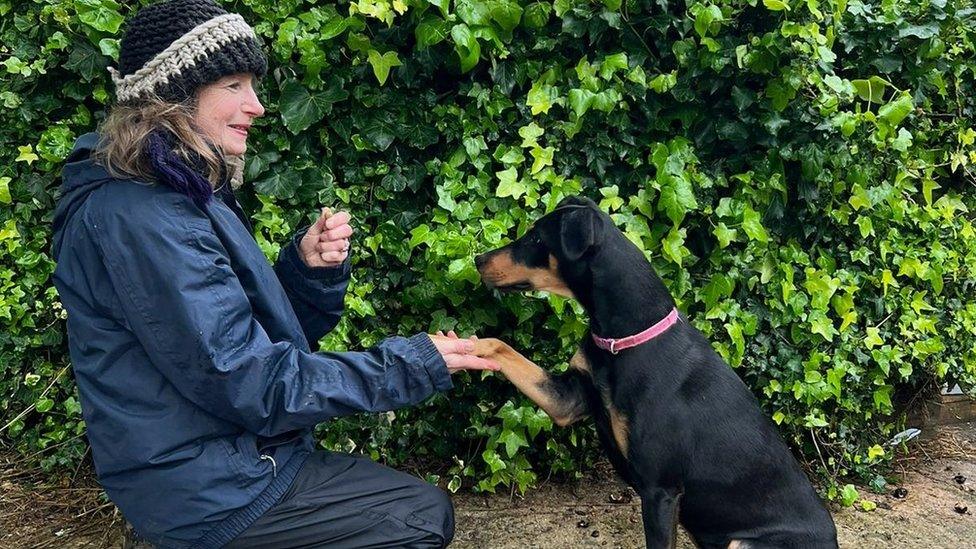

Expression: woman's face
xmin=193 ymin=73 xmax=265 ymax=156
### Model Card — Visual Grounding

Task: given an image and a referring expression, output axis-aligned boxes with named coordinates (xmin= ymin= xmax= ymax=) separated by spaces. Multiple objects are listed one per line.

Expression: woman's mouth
xmin=229 ymin=124 xmax=249 ymax=137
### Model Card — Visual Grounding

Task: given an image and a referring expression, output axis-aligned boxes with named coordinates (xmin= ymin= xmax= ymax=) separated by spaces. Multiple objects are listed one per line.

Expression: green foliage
xmin=2 ymin=0 xmax=975 ymax=496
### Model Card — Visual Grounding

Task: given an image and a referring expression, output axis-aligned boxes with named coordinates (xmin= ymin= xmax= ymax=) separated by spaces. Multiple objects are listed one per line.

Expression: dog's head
xmin=474 ymin=196 xmax=609 ymax=301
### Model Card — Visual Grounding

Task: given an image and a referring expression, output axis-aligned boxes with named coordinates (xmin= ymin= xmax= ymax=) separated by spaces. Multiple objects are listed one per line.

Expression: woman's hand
xmin=300 ymin=207 xmax=353 ymax=268
xmin=429 ymin=331 xmax=501 ymax=374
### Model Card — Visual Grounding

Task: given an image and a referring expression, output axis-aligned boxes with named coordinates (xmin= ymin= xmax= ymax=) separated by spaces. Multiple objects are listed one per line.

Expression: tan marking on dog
xmin=477 ymin=250 xmax=574 ymax=298
xmin=473 ymin=338 xmax=584 ymax=427
xmin=569 ymin=349 xmax=591 ymax=375
xmin=727 ymin=541 xmax=748 ymax=549
xmin=537 ymin=255 xmax=574 ymax=298
xmin=608 ymin=404 xmax=630 ymax=457
xmin=597 ymin=383 xmax=630 ymax=457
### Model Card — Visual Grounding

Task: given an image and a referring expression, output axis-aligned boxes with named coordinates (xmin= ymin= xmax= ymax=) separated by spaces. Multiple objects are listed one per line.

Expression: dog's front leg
xmin=472 ymin=338 xmax=589 ymax=426
xmin=640 ymin=488 xmax=681 ymax=549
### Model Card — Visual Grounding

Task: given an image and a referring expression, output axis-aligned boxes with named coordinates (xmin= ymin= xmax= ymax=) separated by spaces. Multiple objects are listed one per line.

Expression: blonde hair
xmin=93 ymin=93 xmax=228 ymax=188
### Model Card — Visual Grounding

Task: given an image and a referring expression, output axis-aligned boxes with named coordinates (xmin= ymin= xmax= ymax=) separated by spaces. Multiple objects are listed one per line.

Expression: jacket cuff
xmin=408 ymin=333 xmax=453 ymax=392
xmin=281 ymin=227 xmax=351 ymax=283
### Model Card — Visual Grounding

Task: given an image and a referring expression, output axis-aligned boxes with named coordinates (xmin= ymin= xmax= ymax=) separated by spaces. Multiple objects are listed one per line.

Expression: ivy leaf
xmin=694 ymin=4 xmax=724 ymax=38
xmin=524 ymin=407 xmax=552 ymax=438
xmin=15 ymin=145 xmax=38 ymax=165
xmin=530 ymin=146 xmax=554 ymax=174
xmin=495 ymin=166 xmax=524 ymax=198
xmin=763 ymin=0 xmax=790 ymax=11
xmin=76 ymin=0 xmax=124 ymax=33
xmin=599 ymin=185 xmax=624 ymax=211
xmin=523 ymin=1 xmax=551 ymax=28
xmin=878 ymin=92 xmax=913 ymax=127
xmin=661 ymin=227 xmax=685 ymax=266
xmin=713 ymin=223 xmax=737 ymax=248
xmin=416 ymin=17 xmax=451 ymax=49
xmin=848 ymin=184 xmax=871 ymax=211
xmin=320 ymin=14 xmax=349 ymax=40
xmin=37 ymin=126 xmax=75 ymax=162
xmin=0 ymin=177 xmax=10 ymax=204
xmin=482 ymin=448 xmax=505 ymax=473
xmin=65 ymin=42 xmax=107 ymax=82
xmin=489 ymin=0 xmax=522 ymax=32
xmin=891 ymin=128 xmax=913 ymax=152
xmin=649 ymin=72 xmax=677 ymax=93
xmin=591 ymin=89 xmax=620 ymax=112
xmin=765 ymin=79 xmax=796 ymax=112
xmin=451 ymin=24 xmax=481 ymax=73
xmin=851 ymin=76 xmax=890 ymax=103
xmin=35 ymin=398 xmax=54 ymax=413
xmin=840 ymin=484 xmax=858 ymax=507
xmin=254 ymin=168 xmax=302 ymax=199
xmin=899 ymin=24 xmax=939 ymax=39
xmin=880 ymin=269 xmax=897 ymax=297
xmin=627 ymin=65 xmax=647 ymax=87
xmin=808 ymin=311 xmax=837 ymax=341
xmin=741 ymin=207 xmax=769 ymax=242
xmin=922 ymin=178 xmax=940 ymax=207
xmin=409 ymin=224 xmax=431 ymax=249
xmin=702 ymin=273 xmax=734 ymax=310
xmin=367 ymin=49 xmax=402 ymax=86
xmin=427 ymin=0 xmax=451 ymax=18
xmin=278 ymin=79 xmax=348 ymax=133
xmin=519 ymin=122 xmax=544 ymax=148
xmin=568 ymin=88 xmax=595 ymax=118
xmin=873 ymin=386 xmax=893 ymax=412
xmin=98 ymin=38 xmax=119 ymax=61
xmin=599 ymin=53 xmax=628 ymax=80
xmin=823 ymin=74 xmax=848 ymax=94
xmin=498 ymin=428 xmax=528 ymax=457
xmin=725 ymin=321 xmax=744 ymax=363
xmin=658 ymin=174 xmax=698 ymax=226
xmin=457 ymin=0 xmax=491 ymax=26
xmin=867 ymin=445 xmax=885 ymax=460
xmin=527 ymin=81 xmax=557 ymax=116
xmin=856 ymin=216 xmax=873 ymax=238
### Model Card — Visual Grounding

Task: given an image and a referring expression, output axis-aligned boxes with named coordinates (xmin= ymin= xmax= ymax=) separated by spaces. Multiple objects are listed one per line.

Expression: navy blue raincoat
xmin=50 ymin=133 xmax=452 ymax=547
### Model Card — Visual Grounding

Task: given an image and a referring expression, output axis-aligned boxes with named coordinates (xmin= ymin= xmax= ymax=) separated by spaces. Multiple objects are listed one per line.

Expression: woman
xmin=50 ymin=0 xmax=497 ymax=547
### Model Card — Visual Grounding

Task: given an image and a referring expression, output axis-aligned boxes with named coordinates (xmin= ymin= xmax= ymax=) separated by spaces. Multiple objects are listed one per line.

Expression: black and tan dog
xmin=473 ymin=196 xmax=838 ymax=548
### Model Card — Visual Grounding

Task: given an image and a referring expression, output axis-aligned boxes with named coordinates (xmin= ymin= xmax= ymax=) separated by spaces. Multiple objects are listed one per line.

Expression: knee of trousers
xmin=414 ymin=484 xmax=455 ymax=547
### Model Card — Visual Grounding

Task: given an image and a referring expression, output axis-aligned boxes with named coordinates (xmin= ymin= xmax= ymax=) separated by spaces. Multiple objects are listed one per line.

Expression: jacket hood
xmin=52 ymin=132 xmax=115 ymax=257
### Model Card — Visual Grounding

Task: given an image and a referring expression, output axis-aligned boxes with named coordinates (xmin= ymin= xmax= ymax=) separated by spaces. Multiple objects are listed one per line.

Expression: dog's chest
xmin=573 ymin=350 xmax=630 ymax=457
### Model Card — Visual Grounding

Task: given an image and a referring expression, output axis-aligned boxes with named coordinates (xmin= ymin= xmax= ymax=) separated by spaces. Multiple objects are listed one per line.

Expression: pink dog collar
xmin=591 ymin=307 xmax=681 ymax=354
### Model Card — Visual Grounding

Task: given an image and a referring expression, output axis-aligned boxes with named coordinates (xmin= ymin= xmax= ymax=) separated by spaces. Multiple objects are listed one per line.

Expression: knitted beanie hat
xmin=109 ymin=0 xmax=267 ymax=103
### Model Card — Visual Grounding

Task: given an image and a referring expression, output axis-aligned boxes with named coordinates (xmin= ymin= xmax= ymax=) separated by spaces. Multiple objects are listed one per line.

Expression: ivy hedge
xmin=2 ymin=0 xmax=975 ymax=502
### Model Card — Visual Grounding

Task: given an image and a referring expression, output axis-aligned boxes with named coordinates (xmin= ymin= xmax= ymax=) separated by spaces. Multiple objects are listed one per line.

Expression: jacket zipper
xmin=259 ymin=454 xmax=277 ymax=478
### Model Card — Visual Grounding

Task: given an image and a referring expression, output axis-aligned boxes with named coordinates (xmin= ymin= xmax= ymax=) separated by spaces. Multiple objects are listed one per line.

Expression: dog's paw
xmin=472 ymin=337 xmax=512 ymax=359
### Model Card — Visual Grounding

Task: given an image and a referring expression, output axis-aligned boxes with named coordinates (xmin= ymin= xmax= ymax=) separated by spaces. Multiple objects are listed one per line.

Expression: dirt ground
xmin=2 ymin=422 xmax=974 ymax=548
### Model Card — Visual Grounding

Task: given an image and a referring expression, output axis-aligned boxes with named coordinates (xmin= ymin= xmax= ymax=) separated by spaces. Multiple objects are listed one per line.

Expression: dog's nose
xmin=474 ymin=253 xmax=489 ymax=270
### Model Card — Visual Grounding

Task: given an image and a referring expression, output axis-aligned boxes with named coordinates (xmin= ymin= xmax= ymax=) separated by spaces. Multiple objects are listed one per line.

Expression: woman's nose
xmin=244 ymin=88 xmax=265 ymax=118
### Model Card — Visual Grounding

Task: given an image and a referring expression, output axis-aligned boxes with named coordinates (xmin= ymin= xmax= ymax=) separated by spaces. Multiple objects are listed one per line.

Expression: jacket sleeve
xmin=274 ymin=227 xmax=350 ymax=351
xmin=85 ymin=194 xmax=452 ymax=437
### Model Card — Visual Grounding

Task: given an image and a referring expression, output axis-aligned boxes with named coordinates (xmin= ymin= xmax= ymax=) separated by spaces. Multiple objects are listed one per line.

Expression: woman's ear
xmin=558 ymin=206 xmax=605 ymax=261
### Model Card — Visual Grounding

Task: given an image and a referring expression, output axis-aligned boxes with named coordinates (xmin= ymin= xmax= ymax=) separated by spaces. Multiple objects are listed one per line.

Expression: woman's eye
xmin=227 ymin=82 xmax=242 ymax=90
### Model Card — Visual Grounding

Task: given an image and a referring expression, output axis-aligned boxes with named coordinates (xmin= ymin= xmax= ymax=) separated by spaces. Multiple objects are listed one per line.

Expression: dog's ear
xmin=559 ymin=206 xmax=604 ymax=261
xmin=555 ymin=195 xmax=588 ymax=209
